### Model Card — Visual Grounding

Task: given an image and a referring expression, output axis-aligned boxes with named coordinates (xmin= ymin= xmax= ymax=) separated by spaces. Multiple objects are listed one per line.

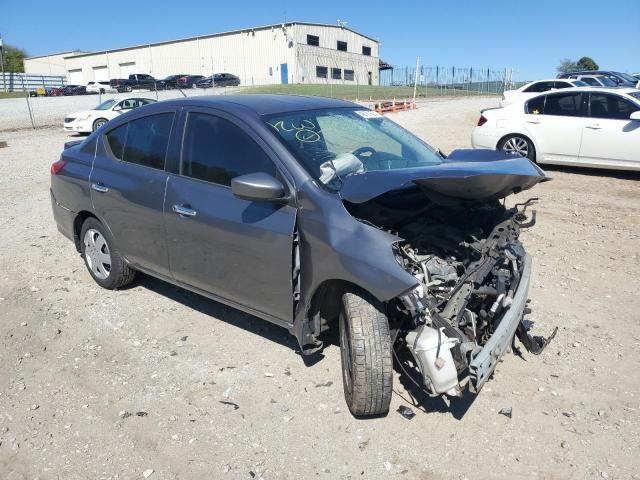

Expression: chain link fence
xmin=380 ymin=65 xmax=521 ymax=96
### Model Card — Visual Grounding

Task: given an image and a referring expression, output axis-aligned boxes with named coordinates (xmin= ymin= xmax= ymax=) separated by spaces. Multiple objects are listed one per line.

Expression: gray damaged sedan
xmin=50 ymin=95 xmax=555 ymax=417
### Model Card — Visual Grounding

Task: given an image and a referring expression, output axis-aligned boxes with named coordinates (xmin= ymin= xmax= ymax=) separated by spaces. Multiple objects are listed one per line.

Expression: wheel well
xmin=496 ymin=132 xmax=536 ymax=153
xmin=73 ymin=211 xmax=99 ymax=252
xmin=306 ymin=280 xmax=382 ymax=339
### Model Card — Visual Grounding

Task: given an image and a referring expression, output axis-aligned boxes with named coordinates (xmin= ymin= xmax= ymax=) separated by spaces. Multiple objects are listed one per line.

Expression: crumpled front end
xmin=389 ymin=198 xmax=556 ymax=396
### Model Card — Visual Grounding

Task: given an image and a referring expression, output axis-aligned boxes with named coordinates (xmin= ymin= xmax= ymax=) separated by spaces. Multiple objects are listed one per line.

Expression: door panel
xmin=90 ymin=135 xmax=171 ymax=276
xmin=579 ymin=93 xmax=640 ymax=169
xmin=524 ymin=92 xmax=585 ymax=163
xmin=89 ymin=112 xmax=175 ymax=276
xmin=163 ymin=109 xmax=296 ymax=323
xmin=164 ymin=177 xmax=296 ymax=321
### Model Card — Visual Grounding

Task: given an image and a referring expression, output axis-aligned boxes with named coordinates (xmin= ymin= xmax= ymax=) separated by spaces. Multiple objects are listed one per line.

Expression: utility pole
xmin=0 ymin=34 xmax=6 ymax=93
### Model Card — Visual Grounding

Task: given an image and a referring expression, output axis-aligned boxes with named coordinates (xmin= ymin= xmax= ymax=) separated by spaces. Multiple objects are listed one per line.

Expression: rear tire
xmin=80 ymin=218 xmax=135 ymax=290
xmin=339 ymin=287 xmax=393 ymax=417
xmin=498 ymin=134 xmax=536 ymax=161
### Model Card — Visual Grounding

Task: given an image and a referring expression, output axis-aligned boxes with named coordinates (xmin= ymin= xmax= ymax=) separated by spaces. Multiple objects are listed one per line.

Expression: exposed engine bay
xmin=346 ymin=187 xmax=556 ymax=397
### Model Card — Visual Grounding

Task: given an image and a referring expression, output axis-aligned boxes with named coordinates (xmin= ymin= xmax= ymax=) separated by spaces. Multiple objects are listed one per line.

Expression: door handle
xmin=586 ymin=123 xmax=601 ymax=130
xmin=526 ymin=118 xmax=541 ymax=124
xmin=172 ymin=204 xmax=197 ymax=217
xmin=91 ymin=182 xmax=109 ymax=193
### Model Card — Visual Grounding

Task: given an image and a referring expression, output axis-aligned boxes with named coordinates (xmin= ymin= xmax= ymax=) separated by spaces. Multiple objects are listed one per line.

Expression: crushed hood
xmin=339 ymin=149 xmax=550 ymax=205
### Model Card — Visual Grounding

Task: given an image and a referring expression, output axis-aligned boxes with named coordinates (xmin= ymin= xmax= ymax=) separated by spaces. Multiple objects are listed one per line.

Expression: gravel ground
xmin=1 ymin=95 xmax=639 ymax=480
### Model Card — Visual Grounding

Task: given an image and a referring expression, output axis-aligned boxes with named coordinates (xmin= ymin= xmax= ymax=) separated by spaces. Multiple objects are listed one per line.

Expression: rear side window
xmin=543 ymin=93 xmax=584 ymax=117
xmin=105 ymin=113 xmax=174 ymax=169
xmin=553 ymin=81 xmax=571 ymax=89
xmin=589 ymin=93 xmax=640 ymax=120
xmin=181 ymin=112 xmax=276 ymax=186
xmin=526 ymin=95 xmax=545 ymax=114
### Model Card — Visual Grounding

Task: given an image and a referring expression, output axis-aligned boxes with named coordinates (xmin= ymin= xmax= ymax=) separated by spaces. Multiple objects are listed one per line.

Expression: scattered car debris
xmin=142 ymin=469 xmax=154 ymax=478
xmin=119 ymin=410 xmax=131 ymax=419
xmin=136 ymin=411 xmax=148 ymax=417
xmin=498 ymin=407 xmax=513 ymax=418
xmin=397 ymin=405 xmax=416 ymax=420
xmin=219 ymin=401 xmax=240 ymax=410
xmin=314 ymin=381 xmax=333 ymax=388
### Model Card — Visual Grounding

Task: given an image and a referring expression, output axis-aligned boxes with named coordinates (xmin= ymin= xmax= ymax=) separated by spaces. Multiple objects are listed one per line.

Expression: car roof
xmin=160 ymin=94 xmax=357 ymax=115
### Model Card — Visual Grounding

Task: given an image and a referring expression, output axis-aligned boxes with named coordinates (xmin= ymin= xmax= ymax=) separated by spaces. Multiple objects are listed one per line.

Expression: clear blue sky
xmin=1 ymin=0 xmax=638 ymax=80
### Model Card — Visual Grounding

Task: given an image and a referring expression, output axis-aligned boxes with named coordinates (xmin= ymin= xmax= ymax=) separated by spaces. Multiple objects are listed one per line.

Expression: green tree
xmin=576 ymin=56 xmax=599 ymax=71
xmin=1 ymin=44 xmax=28 ymax=73
xmin=557 ymin=58 xmax=578 ymax=74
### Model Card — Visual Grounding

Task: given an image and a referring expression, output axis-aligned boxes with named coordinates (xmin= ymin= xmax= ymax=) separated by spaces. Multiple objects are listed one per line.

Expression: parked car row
xmin=110 ymin=73 xmax=241 ymax=92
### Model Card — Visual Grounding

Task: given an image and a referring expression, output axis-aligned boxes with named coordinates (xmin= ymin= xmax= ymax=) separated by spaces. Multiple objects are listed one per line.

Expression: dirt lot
xmin=1 ymin=96 xmax=639 ymax=480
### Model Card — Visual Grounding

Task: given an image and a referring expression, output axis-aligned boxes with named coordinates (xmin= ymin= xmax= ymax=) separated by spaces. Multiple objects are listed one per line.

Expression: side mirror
xmin=630 ymin=111 xmax=640 ymax=121
xmin=231 ymin=172 xmax=288 ymax=202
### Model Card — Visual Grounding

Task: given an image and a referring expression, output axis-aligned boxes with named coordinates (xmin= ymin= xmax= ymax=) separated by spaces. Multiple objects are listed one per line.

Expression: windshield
xmin=266 ymin=108 xmax=443 ymax=191
xmin=597 ymin=76 xmax=617 ymax=87
xmin=94 ymin=99 xmax=117 ymax=110
xmin=616 ymin=72 xmax=638 ymax=83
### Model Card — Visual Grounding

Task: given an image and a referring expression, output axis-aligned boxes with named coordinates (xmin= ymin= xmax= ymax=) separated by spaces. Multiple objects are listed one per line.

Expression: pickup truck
xmin=109 ymin=74 xmax=158 ymax=92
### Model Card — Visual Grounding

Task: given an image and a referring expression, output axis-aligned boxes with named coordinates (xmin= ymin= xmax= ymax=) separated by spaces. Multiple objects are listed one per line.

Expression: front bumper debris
xmin=468 ymin=254 xmax=555 ymax=392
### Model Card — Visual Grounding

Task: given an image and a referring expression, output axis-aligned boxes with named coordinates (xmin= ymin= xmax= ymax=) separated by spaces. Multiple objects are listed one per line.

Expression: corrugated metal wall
xmin=29 ymin=23 xmax=380 ymax=86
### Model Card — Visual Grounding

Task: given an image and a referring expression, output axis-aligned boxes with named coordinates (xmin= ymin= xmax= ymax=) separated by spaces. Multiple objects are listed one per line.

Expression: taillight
xmin=477 ymin=115 xmax=488 ymax=127
xmin=51 ymin=160 xmax=66 ymax=175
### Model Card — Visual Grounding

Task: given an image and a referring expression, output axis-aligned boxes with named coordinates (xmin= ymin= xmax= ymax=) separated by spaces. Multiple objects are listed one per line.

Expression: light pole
xmin=0 ymin=34 xmax=6 ymax=93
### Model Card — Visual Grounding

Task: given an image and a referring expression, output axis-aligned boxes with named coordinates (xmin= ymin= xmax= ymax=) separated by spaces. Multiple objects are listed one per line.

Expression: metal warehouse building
xmin=24 ymin=22 xmax=380 ymax=87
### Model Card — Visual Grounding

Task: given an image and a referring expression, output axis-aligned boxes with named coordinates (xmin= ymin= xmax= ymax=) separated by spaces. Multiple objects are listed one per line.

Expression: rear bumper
xmin=469 ymin=254 xmax=532 ymax=392
xmin=471 ymin=129 xmax=497 ymax=150
xmin=50 ymin=188 xmax=76 ymax=244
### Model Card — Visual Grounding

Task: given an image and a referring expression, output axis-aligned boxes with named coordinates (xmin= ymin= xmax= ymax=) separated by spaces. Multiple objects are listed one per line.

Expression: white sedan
xmin=63 ymin=97 xmax=157 ymax=133
xmin=500 ymin=78 xmax=587 ymax=107
xmin=472 ymin=87 xmax=640 ymax=171
xmin=85 ymin=81 xmax=117 ymax=94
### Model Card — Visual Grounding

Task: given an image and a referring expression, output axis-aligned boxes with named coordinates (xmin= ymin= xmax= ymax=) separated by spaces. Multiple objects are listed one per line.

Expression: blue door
xmin=280 ymin=63 xmax=288 ymax=84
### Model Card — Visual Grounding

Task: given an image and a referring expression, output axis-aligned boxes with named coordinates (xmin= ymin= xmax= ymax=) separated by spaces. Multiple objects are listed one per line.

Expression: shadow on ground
xmin=130 ymin=272 xmax=299 ymax=352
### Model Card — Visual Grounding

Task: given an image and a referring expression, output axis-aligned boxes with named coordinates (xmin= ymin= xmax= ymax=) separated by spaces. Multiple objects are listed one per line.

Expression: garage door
xmin=119 ymin=62 xmax=136 ymax=78
xmin=67 ymin=69 xmax=83 ymax=85
xmin=93 ymin=66 xmax=109 ymax=82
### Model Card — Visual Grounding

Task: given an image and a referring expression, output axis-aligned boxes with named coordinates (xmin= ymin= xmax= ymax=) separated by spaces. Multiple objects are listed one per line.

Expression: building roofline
xmin=25 ymin=50 xmax=88 ymax=60
xmin=60 ymin=21 xmax=378 ymax=60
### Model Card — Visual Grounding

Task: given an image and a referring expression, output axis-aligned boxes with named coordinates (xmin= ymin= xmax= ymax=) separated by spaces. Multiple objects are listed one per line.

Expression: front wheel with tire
xmin=498 ymin=134 xmax=536 ymax=161
xmin=92 ymin=118 xmax=108 ymax=131
xmin=339 ymin=288 xmax=393 ymax=417
xmin=80 ymin=218 xmax=135 ymax=290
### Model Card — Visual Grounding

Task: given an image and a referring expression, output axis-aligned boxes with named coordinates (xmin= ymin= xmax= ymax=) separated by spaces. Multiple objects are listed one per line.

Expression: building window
xmin=307 ymin=35 xmax=319 ymax=47
xmin=332 ymin=68 xmax=342 ymax=80
xmin=269 ymin=67 xmax=273 ymax=76
xmin=316 ymin=66 xmax=328 ymax=79
xmin=344 ymin=70 xmax=354 ymax=81
xmin=337 ymin=41 xmax=347 ymax=52
xmin=362 ymin=46 xmax=371 ymax=56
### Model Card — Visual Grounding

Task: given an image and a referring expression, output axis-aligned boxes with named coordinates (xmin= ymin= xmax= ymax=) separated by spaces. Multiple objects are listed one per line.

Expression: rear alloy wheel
xmin=499 ymin=134 xmax=536 ymax=161
xmin=92 ymin=118 xmax=108 ymax=131
xmin=339 ymin=288 xmax=393 ymax=417
xmin=80 ymin=218 xmax=135 ymax=290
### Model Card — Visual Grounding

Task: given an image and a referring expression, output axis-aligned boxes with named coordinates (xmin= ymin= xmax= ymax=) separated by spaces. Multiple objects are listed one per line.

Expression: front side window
xmin=105 ymin=113 xmax=173 ymax=169
xmin=337 ymin=41 xmax=347 ymax=52
xmin=181 ymin=112 xmax=276 ymax=187
xmin=553 ymin=81 xmax=571 ymax=89
xmin=543 ymin=92 xmax=584 ymax=117
xmin=589 ymin=93 xmax=640 ymax=120
xmin=316 ymin=66 xmax=327 ymax=79
xmin=265 ymin=108 xmax=443 ymax=192
xmin=524 ymin=81 xmax=553 ymax=93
